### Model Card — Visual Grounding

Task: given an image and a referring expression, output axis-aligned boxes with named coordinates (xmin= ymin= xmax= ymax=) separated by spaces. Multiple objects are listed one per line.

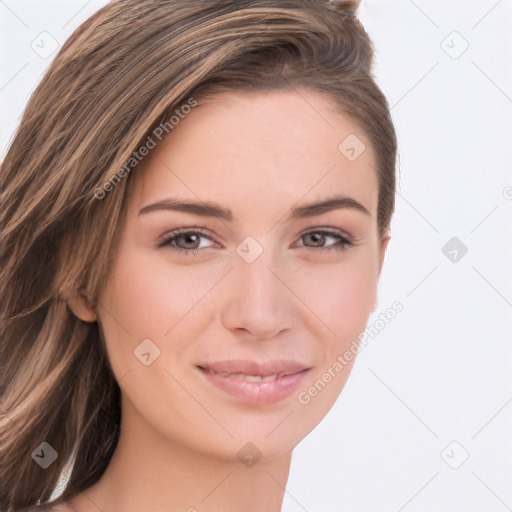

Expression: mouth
xmin=196 ymin=359 xmax=312 ymax=404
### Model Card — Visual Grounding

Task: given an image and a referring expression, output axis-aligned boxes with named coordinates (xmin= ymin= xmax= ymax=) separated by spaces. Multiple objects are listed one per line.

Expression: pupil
xmin=184 ymin=234 xmax=198 ymax=247
xmin=310 ymin=233 xmax=323 ymax=246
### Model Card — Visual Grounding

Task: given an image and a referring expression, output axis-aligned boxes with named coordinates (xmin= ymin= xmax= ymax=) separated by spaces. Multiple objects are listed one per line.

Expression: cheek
xmin=98 ymin=241 xmax=377 ymax=373
xmin=291 ymin=256 xmax=377 ymax=415
xmin=337 ymin=257 xmax=377 ymax=314
xmin=291 ymin=252 xmax=377 ymax=345
xmin=96 ymin=246 xmax=220 ymax=369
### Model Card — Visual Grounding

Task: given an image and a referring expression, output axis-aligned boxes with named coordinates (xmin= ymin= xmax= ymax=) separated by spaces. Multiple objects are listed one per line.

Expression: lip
xmin=196 ymin=359 xmax=312 ymax=404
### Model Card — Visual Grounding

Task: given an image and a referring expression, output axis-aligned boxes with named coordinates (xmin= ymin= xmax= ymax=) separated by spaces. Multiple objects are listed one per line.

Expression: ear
xmin=62 ymin=287 xmax=97 ymax=323
xmin=378 ymin=234 xmax=391 ymax=277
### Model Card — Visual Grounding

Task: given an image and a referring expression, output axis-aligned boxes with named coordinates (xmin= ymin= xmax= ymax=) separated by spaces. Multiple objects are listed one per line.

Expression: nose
xmin=219 ymin=244 xmax=297 ymax=340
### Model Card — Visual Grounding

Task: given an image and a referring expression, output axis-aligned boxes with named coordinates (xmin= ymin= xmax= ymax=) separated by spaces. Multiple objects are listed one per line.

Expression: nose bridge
xmin=219 ymin=237 xmax=295 ymax=337
xmin=242 ymin=245 xmax=278 ymax=297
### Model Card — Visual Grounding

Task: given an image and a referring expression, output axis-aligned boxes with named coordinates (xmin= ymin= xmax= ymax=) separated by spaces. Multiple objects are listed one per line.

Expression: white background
xmin=1 ymin=1 xmax=511 ymax=511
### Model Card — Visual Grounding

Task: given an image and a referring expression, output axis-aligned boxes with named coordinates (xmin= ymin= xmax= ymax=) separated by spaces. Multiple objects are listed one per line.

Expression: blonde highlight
xmin=0 ymin=1 xmax=396 ymax=509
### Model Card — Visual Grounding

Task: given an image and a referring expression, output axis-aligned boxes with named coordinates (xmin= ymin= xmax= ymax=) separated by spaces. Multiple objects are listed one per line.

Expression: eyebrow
xmin=138 ymin=195 xmax=370 ymax=221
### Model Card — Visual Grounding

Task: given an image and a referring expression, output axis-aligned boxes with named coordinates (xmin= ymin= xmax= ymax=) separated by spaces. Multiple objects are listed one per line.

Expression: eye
xmin=297 ymin=229 xmax=353 ymax=252
xmin=157 ymin=227 xmax=353 ymax=257
xmin=157 ymin=227 xmax=219 ymax=256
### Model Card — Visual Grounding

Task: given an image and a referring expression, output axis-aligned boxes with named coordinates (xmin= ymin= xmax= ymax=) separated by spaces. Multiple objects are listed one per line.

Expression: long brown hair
xmin=0 ymin=0 xmax=396 ymax=509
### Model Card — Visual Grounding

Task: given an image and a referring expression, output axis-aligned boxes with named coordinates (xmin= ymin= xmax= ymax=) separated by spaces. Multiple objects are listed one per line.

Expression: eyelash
xmin=157 ymin=226 xmax=353 ymax=256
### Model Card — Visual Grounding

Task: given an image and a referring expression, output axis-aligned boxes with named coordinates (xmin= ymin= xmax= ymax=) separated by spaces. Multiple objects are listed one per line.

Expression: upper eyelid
xmin=156 ymin=227 xmax=215 ymax=246
xmin=157 ymin=226 xmax=352 ymax=248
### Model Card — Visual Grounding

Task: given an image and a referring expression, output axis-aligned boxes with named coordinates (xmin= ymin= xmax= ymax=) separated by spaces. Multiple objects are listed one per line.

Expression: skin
xmin=64 ymin=88 xmax=390 ymax=512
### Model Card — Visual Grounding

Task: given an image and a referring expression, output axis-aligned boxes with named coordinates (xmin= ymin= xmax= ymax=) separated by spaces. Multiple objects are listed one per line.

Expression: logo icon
xmin=236 ymin=236 xmax=264 ymax=264
xmin=440 ymin=440 xmax=469 ymax=470
xmin=338 ymin=134 xmax=366 ymax=161
xmin=441 ymin=31 xmax=469 ymax=60
xmin=30 ymin=32 xmax=59 ymax=60
xmin=134 ymin=338 xmax=161 ymax=366
xmin=442 ymin=237 xmax=468 ymax=263
xmin=237 ymin=442 xmax=263 ymax=468
xmin=32 ymin=442 xmax=58 ymax=469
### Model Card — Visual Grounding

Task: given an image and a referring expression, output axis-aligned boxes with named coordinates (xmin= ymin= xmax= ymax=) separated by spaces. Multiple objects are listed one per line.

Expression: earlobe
xmin=62 ymin=288 xmax=97 ymax=323
xmin=373 ymin=235 xmax=390 ymax=313
xmin=378 ymin=234 xmax=391 ymax=276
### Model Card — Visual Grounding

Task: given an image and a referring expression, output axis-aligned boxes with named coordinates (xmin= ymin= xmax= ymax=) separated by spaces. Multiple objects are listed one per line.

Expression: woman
xmin=0 ymin=0 xmax=397 ymax=510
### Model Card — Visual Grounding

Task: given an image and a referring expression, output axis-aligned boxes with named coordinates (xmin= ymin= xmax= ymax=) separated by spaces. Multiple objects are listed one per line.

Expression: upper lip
xmin=197 ymin=359 xmax=311 ymax=377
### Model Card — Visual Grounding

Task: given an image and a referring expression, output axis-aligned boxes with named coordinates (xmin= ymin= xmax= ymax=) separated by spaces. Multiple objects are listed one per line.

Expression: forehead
xmin=130 ymin=89 xmax=378 ymax=223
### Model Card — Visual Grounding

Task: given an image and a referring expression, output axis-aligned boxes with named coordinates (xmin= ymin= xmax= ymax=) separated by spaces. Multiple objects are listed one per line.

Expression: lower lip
xmin=197 ymin=367 xmax=311 ymax=405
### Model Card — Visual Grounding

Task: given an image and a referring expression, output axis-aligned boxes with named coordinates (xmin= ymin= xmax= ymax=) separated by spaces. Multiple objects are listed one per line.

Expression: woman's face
xmin=91 ymin=89 xmax=389 ymax=462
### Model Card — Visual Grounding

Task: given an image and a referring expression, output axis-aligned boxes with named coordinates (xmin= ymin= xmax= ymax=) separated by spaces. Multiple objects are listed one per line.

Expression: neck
xmin=68 ymin=398 xmax=292 ymax=512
